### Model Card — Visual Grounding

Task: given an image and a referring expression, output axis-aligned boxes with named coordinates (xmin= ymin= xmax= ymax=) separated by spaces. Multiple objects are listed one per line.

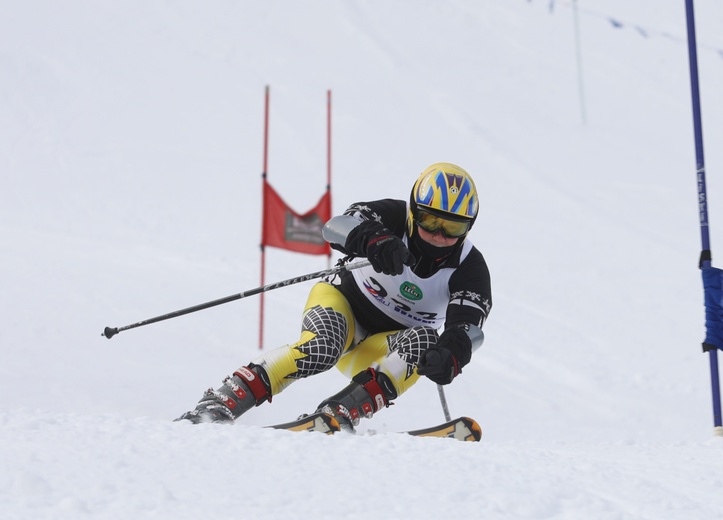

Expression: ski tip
xmin=406 ymin=416 xmax=482 ymax=442
xmin=461 ymin=416 xmax=482 ymax=442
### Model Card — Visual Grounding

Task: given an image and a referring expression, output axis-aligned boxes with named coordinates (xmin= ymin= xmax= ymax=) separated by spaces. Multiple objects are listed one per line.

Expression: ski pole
xmin=421 ymin=348 xmax=453 ymax=421
xmin=437 ymin=384 xmax=452 ymax=422
xmin=102 ymin=260 xmax=371 ymax=340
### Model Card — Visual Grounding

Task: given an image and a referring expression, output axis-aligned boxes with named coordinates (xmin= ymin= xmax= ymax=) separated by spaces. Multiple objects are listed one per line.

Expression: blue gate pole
xmin=685 ymin=0 xmax=723 ymax=433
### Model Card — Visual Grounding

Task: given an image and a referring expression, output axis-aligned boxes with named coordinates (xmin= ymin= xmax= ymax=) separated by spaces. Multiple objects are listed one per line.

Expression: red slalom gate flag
xmin=262 ymin=181 xmax=331 ymax=255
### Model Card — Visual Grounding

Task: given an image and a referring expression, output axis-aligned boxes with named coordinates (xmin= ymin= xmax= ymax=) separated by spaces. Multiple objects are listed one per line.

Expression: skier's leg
xmin=250 ymin=282 xmax=355 ymax=394
xmin=317 ymin=326 xmax=439 ymax=430
xmin=177 ymin=282 xmax=355 ymax=423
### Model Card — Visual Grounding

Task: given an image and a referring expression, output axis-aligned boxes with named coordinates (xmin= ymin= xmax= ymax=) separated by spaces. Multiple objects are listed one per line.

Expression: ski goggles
xmin=414 ymin=209 xmax=471 ymax=238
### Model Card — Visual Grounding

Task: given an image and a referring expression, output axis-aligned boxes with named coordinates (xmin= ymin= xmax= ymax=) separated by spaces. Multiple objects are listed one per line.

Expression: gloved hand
xmin=365 ymin=227 xmax=415 ymax=275
xmin=342 ymin=219 xmax=415 ymax=275
xmin=417 ymin=326 xmax=472 ymax=385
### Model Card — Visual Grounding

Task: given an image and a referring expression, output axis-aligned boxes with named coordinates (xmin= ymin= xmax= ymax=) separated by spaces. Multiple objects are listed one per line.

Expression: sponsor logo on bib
xmin=399 ymin=281 xmax=423 ymax=301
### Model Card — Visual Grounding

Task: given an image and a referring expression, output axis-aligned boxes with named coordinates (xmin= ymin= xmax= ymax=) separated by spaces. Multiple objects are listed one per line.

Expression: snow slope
xmin=3 ymin=1 xmax=723 ymax=518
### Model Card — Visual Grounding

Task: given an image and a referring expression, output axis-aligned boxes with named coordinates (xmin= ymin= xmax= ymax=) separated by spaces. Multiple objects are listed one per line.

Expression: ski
xmin=268 ymin=413 xmax=481 ymax=442
xmin=404 ymin=416 xmax=481 ymax=442
xmin=268 ymin=411 xmax=341 ymax=435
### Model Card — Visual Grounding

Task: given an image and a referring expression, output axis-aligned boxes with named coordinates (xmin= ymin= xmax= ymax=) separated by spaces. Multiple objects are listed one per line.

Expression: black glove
xmin=417 ymin=326 xmax=472 ymax=385
xmin=344 ymin=220 xmax=415 ymax=275
xmin=364 ymin=228 xmax=415 ymax=275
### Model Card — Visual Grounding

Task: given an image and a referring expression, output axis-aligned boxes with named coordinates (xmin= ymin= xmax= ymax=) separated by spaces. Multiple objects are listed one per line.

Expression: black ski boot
xmin=315 ymin=368 xmax=397 ymax=432
xmin=176 ymin=365 xmax=271 ymax=424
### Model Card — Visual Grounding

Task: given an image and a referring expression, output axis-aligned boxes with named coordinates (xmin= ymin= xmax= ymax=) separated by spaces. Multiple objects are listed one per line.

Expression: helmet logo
xmin=435 ymin=172 xmax=474 ymax=215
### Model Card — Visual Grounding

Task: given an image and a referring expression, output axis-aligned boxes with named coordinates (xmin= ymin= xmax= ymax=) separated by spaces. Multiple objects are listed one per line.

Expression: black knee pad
xmin=387 ymin=326 xmax=439 ymax=367
xmin=293 ymin=305 xmax=350 ymax=377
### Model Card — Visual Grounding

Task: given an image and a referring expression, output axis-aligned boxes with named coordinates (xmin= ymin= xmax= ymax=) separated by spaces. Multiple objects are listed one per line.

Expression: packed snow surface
xmin=3 ymin=1 xmax=723 ymax=519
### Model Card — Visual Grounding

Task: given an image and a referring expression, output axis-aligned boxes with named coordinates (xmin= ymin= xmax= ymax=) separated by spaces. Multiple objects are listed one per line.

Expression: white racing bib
xmin=351 ymin=239 xmax=473 ymax=329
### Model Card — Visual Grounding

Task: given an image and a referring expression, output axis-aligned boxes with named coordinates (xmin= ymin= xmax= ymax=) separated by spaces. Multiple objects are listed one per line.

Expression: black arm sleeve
xmin=445 ymin=247 xmax=492 ymax=330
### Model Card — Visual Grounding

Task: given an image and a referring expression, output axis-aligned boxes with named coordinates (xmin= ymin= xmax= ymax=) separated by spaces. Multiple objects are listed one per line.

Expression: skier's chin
xmin=413 ymin=232 xmax=458 ymax=259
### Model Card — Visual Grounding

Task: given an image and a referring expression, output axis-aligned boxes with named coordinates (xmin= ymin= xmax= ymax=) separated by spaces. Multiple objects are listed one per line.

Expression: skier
xmin=177 ymin=162 xmax=492 ymax=431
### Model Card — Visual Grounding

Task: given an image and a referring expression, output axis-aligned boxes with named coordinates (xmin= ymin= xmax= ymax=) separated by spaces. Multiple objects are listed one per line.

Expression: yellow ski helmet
xmin=409 ymin=162 xmax=478 ymax=237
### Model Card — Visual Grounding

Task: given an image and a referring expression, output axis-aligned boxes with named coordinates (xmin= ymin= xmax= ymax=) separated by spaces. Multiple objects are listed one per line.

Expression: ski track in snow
xmin=3 ymin=410 xmax=723 ymax=520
